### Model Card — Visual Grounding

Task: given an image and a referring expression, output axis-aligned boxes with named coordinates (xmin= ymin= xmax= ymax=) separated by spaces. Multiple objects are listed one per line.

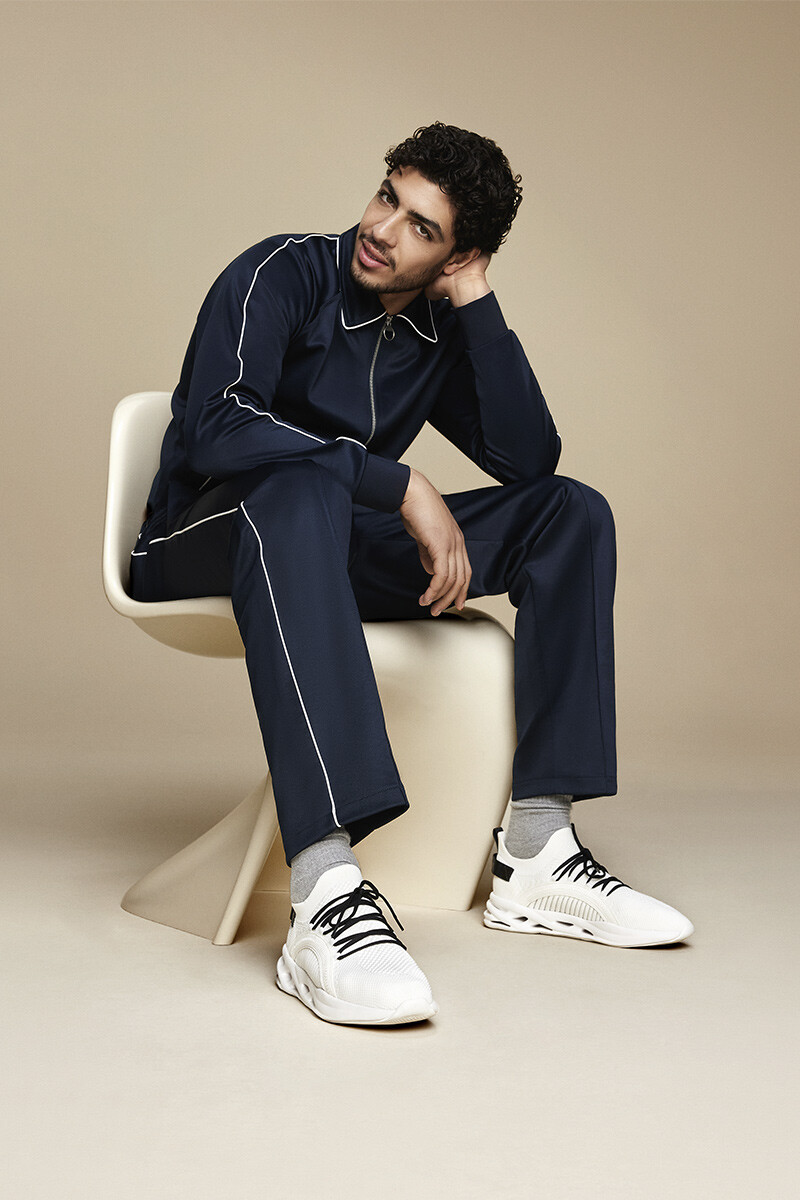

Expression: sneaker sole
xmin=483 ymin=893 xmax=694 ymax=948
xmin=275 ymin=947 xmax=439 ymax=1026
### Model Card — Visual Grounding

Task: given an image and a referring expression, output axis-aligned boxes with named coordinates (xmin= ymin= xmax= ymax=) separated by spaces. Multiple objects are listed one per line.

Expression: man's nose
xmin=372 ymin=211 xmax=398 ymax=246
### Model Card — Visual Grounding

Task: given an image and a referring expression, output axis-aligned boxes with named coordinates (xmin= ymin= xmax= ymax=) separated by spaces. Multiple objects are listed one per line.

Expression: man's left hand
xmin=425 ymin=251 xmax=492 ymax=307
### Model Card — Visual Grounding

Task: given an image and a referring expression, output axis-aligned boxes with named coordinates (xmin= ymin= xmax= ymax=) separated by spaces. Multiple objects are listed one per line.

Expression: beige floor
xmin=4 ymin=752 xmax=797 ymax=1200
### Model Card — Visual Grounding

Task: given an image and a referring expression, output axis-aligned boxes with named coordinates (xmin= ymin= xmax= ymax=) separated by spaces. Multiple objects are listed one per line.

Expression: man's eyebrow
xmin=380 ymin=177 xmax=445 ymax=242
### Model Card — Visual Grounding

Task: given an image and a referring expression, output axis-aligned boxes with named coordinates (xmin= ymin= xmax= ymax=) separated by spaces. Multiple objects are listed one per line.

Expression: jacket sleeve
xmin=427 ymin=292 xmax=561 ymax=483
xmin=182 ymin=243 xmax=410 ymax=513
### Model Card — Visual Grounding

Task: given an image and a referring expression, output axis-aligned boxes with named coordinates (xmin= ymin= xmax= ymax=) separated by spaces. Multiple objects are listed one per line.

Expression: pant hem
xmin=511 ymin=776 xmax=617 ymax=802
xmin=282 ymin=784 xmax=409 ymax=864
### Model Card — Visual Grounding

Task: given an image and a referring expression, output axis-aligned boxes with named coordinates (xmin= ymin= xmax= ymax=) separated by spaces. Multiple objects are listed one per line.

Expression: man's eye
xmin=378 ymin=190 xmax=393 ymax=205
xmin=414 ymin=224 xmax=431 ymax=240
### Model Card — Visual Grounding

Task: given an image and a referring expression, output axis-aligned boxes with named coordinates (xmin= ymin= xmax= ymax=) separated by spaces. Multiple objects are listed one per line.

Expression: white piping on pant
xmin=131 ymin=507 xmax=240 ymax=556
xmin=240 ymin=500 xmax=341 ymax=830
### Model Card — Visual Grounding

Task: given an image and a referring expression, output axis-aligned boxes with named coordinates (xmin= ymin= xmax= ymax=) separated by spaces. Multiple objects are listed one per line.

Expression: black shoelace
xmin=310 ymin=880 xmax=407 ymax=961
xmin=552 ymin=825 xmax=629 ymax=895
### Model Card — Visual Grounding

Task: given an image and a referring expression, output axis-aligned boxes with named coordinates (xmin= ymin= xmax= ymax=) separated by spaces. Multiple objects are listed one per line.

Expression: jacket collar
xmin=338 ymin=224 xmax=438 ymax=343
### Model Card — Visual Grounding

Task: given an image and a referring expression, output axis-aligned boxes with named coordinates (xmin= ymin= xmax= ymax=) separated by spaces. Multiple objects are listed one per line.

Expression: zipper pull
xmin=382 ymin=315 xmax=395 ymax=342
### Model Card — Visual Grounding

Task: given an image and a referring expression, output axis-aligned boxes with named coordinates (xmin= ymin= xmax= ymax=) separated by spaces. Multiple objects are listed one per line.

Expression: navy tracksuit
xmin=130 ymin=225 xmax=617 ymax=863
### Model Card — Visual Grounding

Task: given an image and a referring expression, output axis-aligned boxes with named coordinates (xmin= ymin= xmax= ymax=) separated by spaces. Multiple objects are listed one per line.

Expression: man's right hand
xmin=399 ymin=469 xmax=472 ymax=616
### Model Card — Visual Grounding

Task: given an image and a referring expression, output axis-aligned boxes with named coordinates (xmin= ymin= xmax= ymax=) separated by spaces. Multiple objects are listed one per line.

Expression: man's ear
xmin=442 ymin=247 xmax=482 ymax=276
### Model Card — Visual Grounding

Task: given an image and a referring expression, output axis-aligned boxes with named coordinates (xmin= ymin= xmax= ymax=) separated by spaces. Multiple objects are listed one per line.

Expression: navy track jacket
xmin=142 ymin=223 xmax=562 ymax=535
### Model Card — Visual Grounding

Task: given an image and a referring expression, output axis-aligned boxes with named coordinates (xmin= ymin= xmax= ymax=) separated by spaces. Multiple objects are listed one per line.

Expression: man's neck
xmin=379 ymin=288 xmax=423 ymax=317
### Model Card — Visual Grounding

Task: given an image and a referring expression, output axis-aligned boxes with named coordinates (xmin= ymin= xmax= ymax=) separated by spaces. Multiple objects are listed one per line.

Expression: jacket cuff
xmin=354 ymin=453 xmax=411 ymax=512
xmin=453 ymin=291 xmax=508 ymax=349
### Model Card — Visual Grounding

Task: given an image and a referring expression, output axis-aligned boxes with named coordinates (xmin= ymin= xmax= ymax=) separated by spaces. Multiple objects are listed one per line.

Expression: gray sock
xmin=290 ymin=830 xmax=359 ymax=904
xmin=505 ymin=795 xmax=573 ymax=859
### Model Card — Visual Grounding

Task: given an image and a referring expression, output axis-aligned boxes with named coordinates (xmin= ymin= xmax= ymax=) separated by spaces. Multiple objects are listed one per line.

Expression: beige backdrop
xmin=4 ymin=6 xmax=800 ymax=1198
xmin=3 ymin=0 xmax=798 ymax=791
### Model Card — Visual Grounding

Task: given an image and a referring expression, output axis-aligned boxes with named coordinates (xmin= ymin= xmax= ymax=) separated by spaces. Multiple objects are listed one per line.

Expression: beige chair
xmin=102 ymin=391 xmax=516 ymax=944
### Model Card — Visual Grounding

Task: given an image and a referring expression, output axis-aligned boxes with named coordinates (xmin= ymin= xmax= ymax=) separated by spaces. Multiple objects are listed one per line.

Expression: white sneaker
xmin=484 ymin=825 xmax=694 ymax=948
xmin=276 ymin=864 xmax=438 ymax=1025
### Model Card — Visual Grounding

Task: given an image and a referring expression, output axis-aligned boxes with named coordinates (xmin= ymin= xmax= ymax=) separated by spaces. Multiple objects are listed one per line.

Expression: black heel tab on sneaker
xmin=492 ymin=854 xmax=514 ymax=881
xmin=492 ymin=826 xmax=503 ymax=850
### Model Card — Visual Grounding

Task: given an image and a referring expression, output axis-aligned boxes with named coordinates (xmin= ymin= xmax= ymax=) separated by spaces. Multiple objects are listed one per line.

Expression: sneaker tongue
xmin=302 ymin=863 xmax=363 ymax=912
xmin=535 ymin=825 xmax=581 ymax=865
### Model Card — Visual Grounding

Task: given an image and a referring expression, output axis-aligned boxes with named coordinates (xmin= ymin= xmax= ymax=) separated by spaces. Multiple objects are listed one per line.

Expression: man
xmin=131 ymin=123 xmax=693 ymax=1026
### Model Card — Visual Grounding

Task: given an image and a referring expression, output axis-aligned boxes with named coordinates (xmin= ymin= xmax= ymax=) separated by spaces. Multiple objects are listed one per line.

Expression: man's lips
xmin=358 ymin=238 xmax=390 ymax=269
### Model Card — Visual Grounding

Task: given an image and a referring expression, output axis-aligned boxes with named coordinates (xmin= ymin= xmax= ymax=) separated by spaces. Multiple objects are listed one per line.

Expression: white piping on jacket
xmin=340 ymin=308 xmax=385 ymax=332
xmin=220 ymin=233 xmax=371 ymax=456
xmin=223 ymin=233 xmax=339 ymax=426
xmin=396 ymin=300 xmax=438 ymax=343
xmin=340 ymin=297 xmax=438 ymax=343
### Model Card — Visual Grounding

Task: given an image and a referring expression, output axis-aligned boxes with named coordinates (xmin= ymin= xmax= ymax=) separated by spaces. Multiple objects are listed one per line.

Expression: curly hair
xmin=384 ymin=123 xmax=523 ymax=255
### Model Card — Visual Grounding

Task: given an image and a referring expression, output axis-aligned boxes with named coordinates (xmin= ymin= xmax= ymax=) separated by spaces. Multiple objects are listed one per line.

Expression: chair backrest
xmin=102 ymin=391 xmax=173 ymax=607
xmin=102 ymin=391 xmax=243 ymax=657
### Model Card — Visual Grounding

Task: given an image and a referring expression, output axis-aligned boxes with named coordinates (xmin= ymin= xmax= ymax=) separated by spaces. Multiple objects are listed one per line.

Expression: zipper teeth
xmin=366 ymin=316 xmax=392 ymax=445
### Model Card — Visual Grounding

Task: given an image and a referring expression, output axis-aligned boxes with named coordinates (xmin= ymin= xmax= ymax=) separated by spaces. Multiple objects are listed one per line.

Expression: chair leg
xmin=121 ymin=776 xmax=279 ymax=945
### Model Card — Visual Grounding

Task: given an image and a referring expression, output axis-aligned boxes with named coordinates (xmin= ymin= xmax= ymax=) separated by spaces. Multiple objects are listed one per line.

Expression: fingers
xmin=447 ymin=544 xmax=472 ymax=614
xmin=454 ymin=545 xmax=472 ymax=610
xmin=433 ymin=546 xmax=469 ymax=616
xmin=419 ymin=537 xmax=472 ymax=617
xmin=403 ymin=479 xmax=472 ymax=615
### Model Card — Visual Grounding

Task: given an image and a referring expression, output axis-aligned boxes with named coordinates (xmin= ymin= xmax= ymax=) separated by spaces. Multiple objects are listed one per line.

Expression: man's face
xmin=351 ymin=167 xmax=460 ymax=299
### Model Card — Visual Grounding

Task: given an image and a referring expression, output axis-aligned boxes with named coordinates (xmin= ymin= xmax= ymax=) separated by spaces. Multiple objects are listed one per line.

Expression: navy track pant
xmin=131 ymin=462 xmax=617 ymax=863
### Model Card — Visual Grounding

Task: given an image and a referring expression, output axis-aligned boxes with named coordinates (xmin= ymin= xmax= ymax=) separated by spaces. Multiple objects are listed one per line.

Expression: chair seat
xmin=120 ymin=595 xmax=245 ymax=658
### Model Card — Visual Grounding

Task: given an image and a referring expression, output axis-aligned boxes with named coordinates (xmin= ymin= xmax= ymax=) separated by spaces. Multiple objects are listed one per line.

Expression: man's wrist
xmin=400 ymin=467 xmax=418 ymax=507
xmin=448 ymin=277 xmax=492 ymax=308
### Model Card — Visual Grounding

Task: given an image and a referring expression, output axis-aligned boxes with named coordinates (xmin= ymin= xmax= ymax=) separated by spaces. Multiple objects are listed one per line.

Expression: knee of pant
xmin=234 ymin=460 xmax=351 ymax=538
xmin=556 ymin=476 xmax=615 ymax=540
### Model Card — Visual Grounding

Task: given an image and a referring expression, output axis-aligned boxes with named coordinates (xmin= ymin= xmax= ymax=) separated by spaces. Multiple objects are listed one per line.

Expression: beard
xmin=350 ymin=237 xmax=450 ymax=295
